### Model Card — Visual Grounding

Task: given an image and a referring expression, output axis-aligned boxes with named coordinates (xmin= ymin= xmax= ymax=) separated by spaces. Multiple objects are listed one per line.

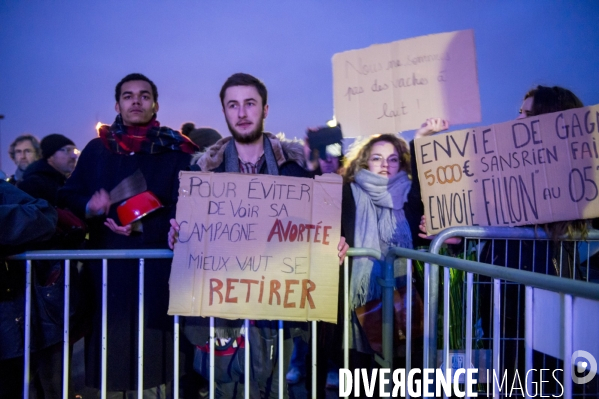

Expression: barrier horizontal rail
xmin=387 ymin=245 xmax=599 ymax=301
xmin=429 ymin=225 xmax=599 ymax=252
xmin=9 ymin=249 xmax=174 ymax=261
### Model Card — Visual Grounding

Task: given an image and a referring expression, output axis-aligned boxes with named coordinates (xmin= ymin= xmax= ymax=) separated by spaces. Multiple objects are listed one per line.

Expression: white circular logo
xmin=571 ymin=350 xmax=597 ymax=384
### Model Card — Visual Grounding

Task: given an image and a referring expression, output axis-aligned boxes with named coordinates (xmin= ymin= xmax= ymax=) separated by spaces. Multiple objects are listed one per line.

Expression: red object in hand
xmin=117 ymin=190 xmax=163 ymax=226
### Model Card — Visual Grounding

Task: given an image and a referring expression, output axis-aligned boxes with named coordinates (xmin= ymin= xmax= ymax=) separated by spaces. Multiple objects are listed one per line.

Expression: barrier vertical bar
xmin=559 ymin=243 xmax=564 ymax=277
xmin=279 ymin=320 xmax=284 ymax=399
xmin=545 ymin=240 xmax=550 ymax=275
xmin=423 ymin=262 xmax=430 ymax=369
xmin=573 ymin=243 xmax=577 ymax=280
xmin=563 ymin=295 xmax=573 ymax=399
xmin=174 ymin=315 xmax=180 ymax=399
xmin=515 ymin=241 xmax=523 ymax=371
xmin=138 ymin=258 xmax=145 ymax=397
xmin=23 ymin=259 xmax=32 ymax=398
xmin=343 ymin=256 xmax=349 ymax=395
xmin=312 ymin=320 xmax=317 ymax=399
xmin=381 ymin=256 xmax=393 ymax=396
xmin=406 ymin=258 xmax=413 ymax=373
xmin=209 ymin=317 xmax=215 ymax=399
xmin=465 ymin=272 xmax=473 ymax=398
xmin=429 ymin=262 xmax=440 ymax=370
xmin=492 ymin=278 xmax=501 ymax=399
xmin=442 ymin=265 xmax=450 ymax=399
xmin=491 ymin=227 xmax=499 ymax=399
xmin=525 ymin=287 xmax=533 ymax=399
xmin=62 ymin=259 xmax=70 ymax=399
xmin=501 ymin=241 xmax=508 ymax=378
xmin=101 ymin=258 xmax=108 ymax=399
xmin=245 ymin=319 xmax=250 ymax=399
xmin=585 ymin=243 xmax=590 ymax=281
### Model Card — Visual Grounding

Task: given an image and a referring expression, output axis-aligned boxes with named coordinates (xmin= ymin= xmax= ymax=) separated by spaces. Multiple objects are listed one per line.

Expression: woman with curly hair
xmin=317 ymin=119 xmax=446 ymax=397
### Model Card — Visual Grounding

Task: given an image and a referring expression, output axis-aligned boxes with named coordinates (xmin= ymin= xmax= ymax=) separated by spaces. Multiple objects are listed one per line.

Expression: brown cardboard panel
xmin=333 ymin=30 xmax=481 ymax=138
xmin=168 ymin=172 xmax=343 ymax=323
xmin=416 ymin=105 xmax=599 ymax=234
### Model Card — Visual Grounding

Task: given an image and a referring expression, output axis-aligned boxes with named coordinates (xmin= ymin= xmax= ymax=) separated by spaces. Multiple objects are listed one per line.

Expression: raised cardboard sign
xmin=332 ymin=29 xmax=481 ymax=138
xmin=168 ymin=171 xmax=342 ymax=323
xmin=416 ymin=105 xmax=599 ymax=234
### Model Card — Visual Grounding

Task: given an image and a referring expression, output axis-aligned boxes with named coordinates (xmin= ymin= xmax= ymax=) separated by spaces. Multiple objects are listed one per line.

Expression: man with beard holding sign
xmin=169 ymin=73 xmax=348 ymax=398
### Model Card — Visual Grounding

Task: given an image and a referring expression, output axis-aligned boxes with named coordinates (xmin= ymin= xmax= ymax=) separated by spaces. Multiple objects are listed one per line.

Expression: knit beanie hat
xmin=188 ymin=128 xmax=222 ymax=152
xmin=180 ymin=122 xmax=196 ymax=137
xmin=41 ymin=134 xmax=75 ymax=159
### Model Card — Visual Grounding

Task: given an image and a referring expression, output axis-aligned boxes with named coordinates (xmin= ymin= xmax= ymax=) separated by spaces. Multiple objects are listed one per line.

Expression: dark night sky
xmin=1 ymin=0 xmax=598 ymax=173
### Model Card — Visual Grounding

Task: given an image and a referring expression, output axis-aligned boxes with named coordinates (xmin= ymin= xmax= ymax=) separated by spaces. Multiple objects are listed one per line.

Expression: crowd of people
xmin=1 ymin=72 xmax=595 ymax=399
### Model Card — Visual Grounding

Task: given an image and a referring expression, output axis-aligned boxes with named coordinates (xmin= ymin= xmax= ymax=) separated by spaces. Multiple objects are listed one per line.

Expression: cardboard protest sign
xmin=416 ymin=105 xmax=599 ymax=234
xmin=168 ymin=172 xmax=343 ymax=323
xmin=332 ymin=29 xmax=480 ymax=138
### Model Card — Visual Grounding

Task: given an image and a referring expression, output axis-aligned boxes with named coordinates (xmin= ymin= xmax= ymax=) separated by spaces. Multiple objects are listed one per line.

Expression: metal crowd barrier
xmin=421 ymin=226 xmax=599 ymax=398
xmin=9 ymin=234 xmax=599 ymax=399
xmin=9 ymin=250 xmax=173 ymax=399
xmin=346 ymin=229 xmax=598 ymax=397
xmin=8 ymin=248 xmax=382 ymax=399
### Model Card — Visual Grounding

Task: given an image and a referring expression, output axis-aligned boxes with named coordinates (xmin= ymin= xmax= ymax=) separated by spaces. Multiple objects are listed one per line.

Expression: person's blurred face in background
xmin=13 ymin=140 xmax=38 ymax=171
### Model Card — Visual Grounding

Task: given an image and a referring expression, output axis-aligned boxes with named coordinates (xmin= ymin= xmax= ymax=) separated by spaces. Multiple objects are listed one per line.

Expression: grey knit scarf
xmin=223 ymin=135 xmax=280 ymax=175
xmin=350 ymin=168 xmax=413 ymax=308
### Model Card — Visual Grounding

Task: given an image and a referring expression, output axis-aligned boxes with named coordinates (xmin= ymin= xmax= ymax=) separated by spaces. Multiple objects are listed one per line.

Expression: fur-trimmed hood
xmin=191 ymin=132 xmax=306 ymax=171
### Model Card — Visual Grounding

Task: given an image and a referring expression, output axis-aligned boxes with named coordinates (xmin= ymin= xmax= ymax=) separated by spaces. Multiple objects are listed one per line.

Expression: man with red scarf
xmin=58 ymin=73 xmax=197 ymax=397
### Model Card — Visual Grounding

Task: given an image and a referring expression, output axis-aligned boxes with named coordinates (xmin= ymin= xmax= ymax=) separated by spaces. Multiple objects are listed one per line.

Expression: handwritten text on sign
xmin=416 ymin=105 xmax=599 ymax=234
xmin=168 ymin=172 xmax=342 ymax=323
xmin=332 ymin=29 xmax=481 ymax=138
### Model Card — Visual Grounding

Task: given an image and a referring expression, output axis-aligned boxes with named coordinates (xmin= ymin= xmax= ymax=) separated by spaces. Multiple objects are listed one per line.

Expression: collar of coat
xmin=191 ymin=132 xmax=306 ymax=171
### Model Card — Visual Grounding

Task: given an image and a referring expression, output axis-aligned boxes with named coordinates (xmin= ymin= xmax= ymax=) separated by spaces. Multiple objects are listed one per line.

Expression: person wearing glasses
xmin=18 ymin=134 xmax=78 ymax=205
xmin=7 ymin=134 xmax=41 ymax=185
xmin=328 ymin=119 xmax=445 ymax=397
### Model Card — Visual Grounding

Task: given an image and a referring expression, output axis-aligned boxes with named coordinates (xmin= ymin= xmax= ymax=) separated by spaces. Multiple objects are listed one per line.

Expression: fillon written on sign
xmin=416 ymin=105 xmax=599 ymax=234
